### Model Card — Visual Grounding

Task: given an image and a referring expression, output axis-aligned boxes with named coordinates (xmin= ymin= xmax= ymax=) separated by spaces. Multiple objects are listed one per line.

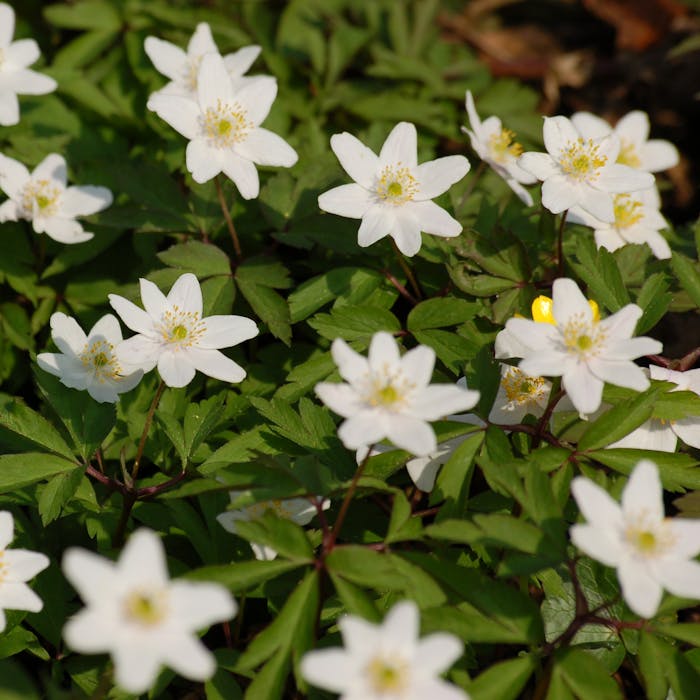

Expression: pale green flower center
xmin=366 ymin=656 xmax=408 ymax=693
xmin=624 ymin=514 xmax=676 ymax=559
xmin=159 ymin=306 xmax=205 ymax=350
xmin=488 ymin=128 xmax=523 ymax=164
xmin=80 ymin=339 xmax=122 ymax=383
xmin=559 ymin=138 xmax=607 ymax=181
xmin=365 ymin=367 xmax=414 ymax=410
xmin=617 ymin=139 xmax=641 ymax=168
xmin=501 ymin=366 xmax=546 ymax=406
xmin=202 ymin=99 xmax=253 ymax=148
xmin=123 ymin=589 xmax=168 ymax=627
xmin=376 ymin=164 xmax=418 ymax=205
xmin=245 ymin=498 xmax=296 ymax=520
xmin=562 ymin=313 xmax=606 ymax=357
xmin=21 ymin=178 xmax=62 ymax=218
xmin=613 ymin=194 xmax=643 ymax=230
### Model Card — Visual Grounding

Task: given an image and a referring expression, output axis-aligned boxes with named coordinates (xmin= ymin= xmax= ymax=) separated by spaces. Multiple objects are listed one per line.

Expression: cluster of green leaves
xmin=3 ymin=1 xmax=700 ymax=699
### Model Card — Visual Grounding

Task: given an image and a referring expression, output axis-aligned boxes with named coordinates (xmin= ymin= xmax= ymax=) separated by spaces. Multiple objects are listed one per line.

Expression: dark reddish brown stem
xmin=215 ymin=175 xmax=242 ymax=260
xmin=382 ymin=269 xmax=419 ymax=305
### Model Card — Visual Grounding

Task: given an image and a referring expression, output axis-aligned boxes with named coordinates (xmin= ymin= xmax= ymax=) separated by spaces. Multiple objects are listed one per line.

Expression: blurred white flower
xmin=316 ymin=332 xmax=479 ymax=457
xmin=147 ymin=53 xmax=297 ymax=195
xmin=571 ymin=459 xmax=700 ymax=618
xmin=145 ymin=22 xmax=261 ymax=100
xmin=0 ymin=2 xmax=57 ymax=126
xmin=0 ymin=510 xmax=49 ymax=633
xmin=318 ymin=122 xmax=470 ymax=256
xmin=301 ymin=599 xmax=468 ymax=700
xmin=608 ymin=366 xmax=700 ymax=452
xmin=462 ymin=90 xmax=536 ymax=205
xmin=62 ymin=529 xmax=236 ymax=694
xmin=217 ymin=494 xmax=330 ymax=560
xmin=37 ymin=312 xmax=143 ymax=403
xmin=518 ymin=115 xmax=654 ymax=221
xmin=488 ymin=364 xmax=551 ymax=425
xmin=109 ymin=272 xmax=258 ymax=388
xmin=568 ymin=187 xmax=670 ymax=259
xmin=0 ymin=153 xmax=112 ymax=243
xmin=571 ymin=110 xmax=679 ymax=173
xmin=504 ymin=278 xmax=662 ymax=416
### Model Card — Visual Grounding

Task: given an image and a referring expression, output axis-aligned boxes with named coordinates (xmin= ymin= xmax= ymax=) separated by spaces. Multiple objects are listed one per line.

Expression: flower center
xmin=376 ymin=164 xmax=418 ymax=205
xmin=488 ymin=128 xmax=523 ymax=164
xmin=247 ymin=498 xmax=295 ymax=520
xmin=123 ymin=589 xmax=168 ymax=627
xmin=617 ymin=139 xmax=641 ymax=168
xmin=80 ymin=339 xmax=123 ymax=383
xmin=501 ymin=366 xmax=547 ymax=405
xmin=613 ymin=194 xmax=643 ymax=230
xmin=624 ymin=513 xmax=676 ymax=559
xmin=559 ymin=138 xmax=608 ymax=181
xmin=366 ymin=656 xmax=408 ymax=694
xmin=158 ymin=306 xmax=206 ymax=349
xmin=202 ymin=99 xmax=253 ymax=148
xmin=365 ymin=367 xmax=414 ymax=410
xmin=561 ymin=312 xmax=606 ymax=357
xmin=20 ymin=179 xmax=62 ymax=218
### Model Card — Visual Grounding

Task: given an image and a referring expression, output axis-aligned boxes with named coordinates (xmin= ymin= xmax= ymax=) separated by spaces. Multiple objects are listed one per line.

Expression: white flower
xmin=571 ymin=459 xmax=700 ymax=618
xmin=301 ymin=600 xmax=468 ymax=700
xmin=318 ymin=122 xmax=470 ymax=257
xmin=147 ymin=53 xmax=297 ymax=195
xmin=217 ymin=494 xmax=330 ymax=560
xmin=145 ymin=22 xmax=262 ymax=100
xmin=462 ymin=90 xmax=537 ymax=205
xmin=62 ymin=528 xmax=236 ymax=694
xmin=0 ymin=153 xmax=112 ymax=243
xmin=568 ymin=186 xmax=670 ymax=259
xmin=0 ymin=3 xmax=57 ymax=126
xmin=109 ymin=272 xmax=258 ymax=388
xmin=316 ymin=332 xmax=479 ymax=457
xmin=504 ymin=278 xmax=662 ymax=416
xmin=488 ymin=364 xmax=551 ymax=425
xmin=518 ymin=115 xmax=654 ymax=221
xmin=37 ymin=312 xmax=143 ymax=403
xmin=608 ymin=366 xmax=700 ymax=451
xmin=0 ymin=511 xmax=49 ymax=633
xmin=571 ymin=110 xmax=679 ymax=173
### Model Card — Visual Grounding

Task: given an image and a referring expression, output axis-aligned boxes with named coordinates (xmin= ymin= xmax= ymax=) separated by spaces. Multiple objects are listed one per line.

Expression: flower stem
xmin=132 ymin=379 xmax=166 ymax=484
xmin=215 ymin=175 xmax=242 ymax=260
xmin=390 ymin=240 xmax=423 ymax=300
xmin=382 ymin=268 xmax=419 ymax=305
xmin=457 ymin=160 xmax=486 ymax=213
xmin=556 ymin=210 xmax=568 ymax=277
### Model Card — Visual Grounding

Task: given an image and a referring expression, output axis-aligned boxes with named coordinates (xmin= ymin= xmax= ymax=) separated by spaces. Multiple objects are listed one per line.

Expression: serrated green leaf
xmin=0 ymin=453 xmax=79 ymax=494
xmin=185 ymin=559 xmax=305 ymax=592
xmin=468 ymin=654 xmax=537 ymax=700
xmin=407 ymin=297 xmax=479 ymax=331
xmin=672 ymin=252 xmax=700 ymax=309
xmin=308 ymin=305 xmax=401 ymax=343
xmin=157 ymin=241 xmax=231 ymax=277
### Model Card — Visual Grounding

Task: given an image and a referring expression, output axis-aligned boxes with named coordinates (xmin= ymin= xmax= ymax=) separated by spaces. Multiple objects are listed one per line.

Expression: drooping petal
xmin=186 ymin=139 xmax=224 ymax=184
xmin=220 ymin=150 xmax=259 ymax=199
xmin=33 ymin=153 xmax=67 ymax=186
xmin=671 ymin=418 xmax=700 ymax=450
xmin=639 ymin=229 xmax=671 ymax=260
xmin=639 ymin=140 xmax=679 ymax=172
xmin=608 ymin=420 xmax=677 ymax=452
xmin=139 ymin=277 xmax=169 ymax=319
xmin=594 ymin=228 xmax=626 ymax=253
xmin=40 ymin=217 xmax=93 ymax=244
xmin=385 ymin=414 xmax=437 ymax=456
xmin=235 ymin=127 xmax=297 ymax=167
xmin=330 ymin=337 xmax=368 ymax=384
xmin=570 ymin=523 xmax=622 ymax=567
xmin=621 ymin=459 xmax=664 ymax=523
xmin=199 ymin=315 xmax=258 ymax=349
xmin=144 ymin=37 xmax=187 ymax=81
xmin=50 ymin=312 xmax=87 ymax=356
xmin=147 ymin=95 xmax=200 ymax=140
xmin=318 ymin=183 xmax=373 ymax=219
xmin=543 ymin=116 xmax=580 ymax=156
xmin=406 ymin=452 xmax=444 ymax=492
xmin=166 ymin=272 xmax=202 ymax=315
xmin=617 ymin=557 xmax=663 ymax=618
xmin=61 ymin=185 xmax=112 ymax=217
xmin=0 ymin=90 xmax=19 ymax=126
xmin=158 ymin=350 xmax=196 ymax=387
xmin=185 ymin=347 xmax=246 ymax=383
xmin=196 ymin=53 xmax=232 ymax=110
xmin=357 ymin=205 xmax=394 ymax=248
xmin=562 ymin=367 xmax=604 ymax=415
xmin=407 ymin=200 xmax=462 ymax=238
xmin=415 ymin=155 xmax=470 ymax=200
xmin=338 ymin=411 xmax=389 ymax=449
xmin=329 ymin=131 xmax=380 ymax=188
xmin=379 ymin=122 xmax=417 ymax=170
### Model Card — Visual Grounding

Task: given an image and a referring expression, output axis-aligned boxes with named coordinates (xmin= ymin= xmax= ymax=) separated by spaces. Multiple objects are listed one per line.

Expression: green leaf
xmin=638 ymin=632 xmax=700 ymax=700
xmin=328 ymin=573 xmax=381 ymax=621
xmin=184 ymin=395 xmax=226 ymax=463
xmin=236 ymin=277 xmax=291 ymax=345
xmin=326 ymin=546 xmax=407 ymax=590
xmin=636 ymin=272 xmax=672 ymax=334
xmin=185 ymin=559 xmax=305 ymax=593
xmin=432 ymin=431 xmax=483 ymax=517
xmin=547 ymin=647 xmax=622 ymax=699
xmin=407 ymin=298 xmax=479 ymax=331
xmin=578 ymin=388 xmax=659 ymax=451
xmin=571 ymin=236 xmax=630 ymax=312
xmin=205 ymin=667 xmax=243 ymax=700
xmin=308 ymin=305 xmax=401 ymax=343
xmin=0 ymin=453 xmax=79 ymax=494
xmin=242 ymin=648 xmax=289 ymax=700
xmin=655 ymin=623 xmax=700 ymax=646
xmin=157 ymin=241 xmax=231 ymax=277
xmin=234 ymin=512 xmax=314 ymax=561
xmin=38 ymin=470 xmax=85 ymax=525
xmin=671 ymin=252 xmax=700 ymax=309
xmin=412 ymin=329 xmax=473 ymax=374
xmin=468 ymin=655 xmax=537 ymax=700
xmin=43 ymin=1 xmax=122 ymax=30
xmin=234 ymin=257 xmax=291 ymax=289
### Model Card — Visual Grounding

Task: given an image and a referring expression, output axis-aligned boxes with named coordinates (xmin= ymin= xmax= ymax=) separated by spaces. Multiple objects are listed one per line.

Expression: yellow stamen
xmin=488 ymin=128 xmax=523 ymax=163
xmin=617 ymin=139 xmax=641 ymax=168
xmin=559 ymin=138 xmax=607 ymax=181
xmin=367 ymin=657 xmax=408 ymax=693
xmin=202 ymin=99 xmax=252 ymax=148
xmin=613 ymin=194 xmax=643 ymax=229
xmin=123 ymin=590 xmax=168 ymax=626
xmin=376 ymin=164 xmax=418 ymax=205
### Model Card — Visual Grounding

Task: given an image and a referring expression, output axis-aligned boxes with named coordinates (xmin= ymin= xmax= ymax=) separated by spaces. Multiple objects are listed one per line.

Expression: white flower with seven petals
xmin=145 ymin=22 xmax=262 ymax=100
xmin=316 ymin=331 xmax=480 ymax=457
xmin=318 ymin=122 xmax=470 ymax=256
xmin=0 ymin=3 xmax=57 ymax=126
xmin=571 ymin=459 xmax=700 ymax=618
xmin=217 ymin=494 xmax=330 ymax=560
xmin=504 ymin=278 xmax=662 ymax=416
xmin=62 ymin=528 xmax=236 ymax=694
xmin=147 ymin=53 xmax=297 ymax=195
xmin=462 ymin=90 xmax=537 ymax=205
xmin=301 ymin=600 xmax=468 ymax=700
xmin=109 ymin=272 xmax=258 ymax=388
xmin=571 ymin=110 xmax=679 ymax=173
xmin=0 ymin=153 xmax=112 ymax=243
xmin=0 ymin=511 xmax=49 ymax=633
xmin=567 ymin=187 xmax=670 ymax=260
xmin=518 ymin=116 xmax=654 ymax=222
xmin=608 ymin=366 xmax=700 ymax=452
xmin=37 ymin=312 xmax=143 ymax=404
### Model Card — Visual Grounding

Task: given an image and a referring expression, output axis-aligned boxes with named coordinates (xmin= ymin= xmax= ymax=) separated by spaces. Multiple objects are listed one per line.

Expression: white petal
xmin=318 ymin=183 xmax=373 ymax=219
xmin=235 ymin=76 xmax=278 ymax=127
xmin=615 ymin=111 xmax=649 ymax=147
xmin=108 ymin=294 xmax=154 ymax=335
xmin=596 ymin=164 xmax=654 ymax=193
xmin=0 ymin=90 xmax=19 ymax=126
xmin=236 ymin=127 xmax=297 ymax=167
xmin=412 ymin=678 xmax=469 ymax=700
xmin=166 ymin=272 xmax=202 ymax=315
xmin=595 ymin=228 xmax=626 ymax=253
xmin=144 ymin=36 xmax=187 ymax=81
xmin=147 ymin=95 xmax=200 ymax=140
xmin=368 ymin=331 xmax=401 ymax=371
xmin=666 ymin=520 xmax=700 ymax=559
xmin=118 ymin=529 xmax=169 ymax=587
xmin=5 ymin=549 xmax=49 ymax=581
xmin=413 ymin=385 xmax=479 ymax=421
xmin=315 ymin=383 xmax=364 ymax=418
xmin=33 ymin=154 xmax=66 ymax=186
xmin=406 ymin=200 xmax=462 ymax=238
xmin=338 ymin=412 xmax=389 ymax=449
xmin=552 ymin=278 xmax=592 ymax=325
xmin=570 ymin=523 xmax=622 ymax=567
xmin=640 ymin=229 xmax=671 ymax=260
xmin=188 ymin=22 xmax=219 ymax=57
xmin=36 ymin=353 xmax=87 ymax=387
xmin=61 ymin=185 xmax=112 ymax=217
xmin=571 ymin=477 xmax=623 ymax=528
xmin=621 ymin=459 xmax=664 ymax=523
xmin=400 ymin=344 xmax=435 ymax=389
xmin=640 ymin=140 xmax=679 ymax=172
xmin=301 ymin=649 xmax=356 ymax=693
xmin=563 ymin=367 xmax=604 ymax=415
xmin=160 ymin=634 xmax=216 ymax=681
xmin=504 ymin=176 xmax=534 ymax=205
xmin=415 ymin=632 xmax=464 ymax=675
xmin=386 ymin=414 xmax=437 ymax=456
xmin=330 ymin=338 xmax=368 ymax=383
xmin=0 ymin=582 xmax=43 ymax=613
xmin=656 ymin=559 xmax=700 ymax=602
xmin=41 ymin=217 xmax=93 ymax=244
xmin=505 ymin=317 xmax=560 ymax=352
xmin=115 ymin=335 xmax=160 ymax=372
xmin=0 ymin=153 xmax=29 ymax=199
xmin=158 ymin=351 xmax=196 ymax=387
xmin=197 ymin=53 xmax=232 ymax=110
xmin=200 ymin=315 xmax=258 ymax=349
xmin=357 ymin=205 xmax=394 ymax=248
xmin=3 ymin=68 xmax=56 ymax=95
xmin=379 ymin=122 xmax=417 ymax=169
xmin=608 ymin=420 xmax=677 ymax=452
xmin=543 ymin=116 xmax=579 ymax=156
xmin=223 ymin=45 xmax=261 ymax=77
xmin=0 ymin=4 xmax=15 ymax=48
xmin=541 ymin=175 xmax=580 ymax=214
xmin=617 ymin=558 xmax=663 ymax=618
xmin=600 ymin=304 xmax=642 ymax=341
xmin=221 ymin=150 xmax=259 ymax=199
xmin=406 ymin=453 xmax=443 ymax=491
xmin=329 ymin=132 xmax=380 ymax=188
xmin=577 ymin=186 xmax=614 ymax=222
xmin=62 ymin=608 xmax=114 ymax=653
xmin=186 ymin=347 xmax=246 ymax=383
xmin=587 ymin=359 xmax=650 ymax=392
xmin=518 ymin=152 xmax=558 ymax=181
xmin=168 ymin=580 xmax=236 ymax=629
xmin=570 ymin=112 xmax=611 ymax=140
xmin=50 ymin=311 xmax=87 ymax=356
xmin=62 ymin=547 xmax=117 ymax=604
xmin=415 ymin=155 xmax=470 ymax=200
xmin=464 ymin=90 xmax=484 ymax=139
xmin=86 ymin=380 xmax=121 ymax=404
xmin=382 ymin=600 xmax=419 ymax=644
xmin=186 ymin=139 xmax=224 ymax=184
xmin=391 ymin=211 xmax=422 ymax=257
xmin=113 ymin=642 xmax=164 ymax=694
xmin=0 ymin=511 xmax=12 ymax=548
xmin=139 ymin=278 xmax=168 ymax=320
xmin=672 ymin=418 xmax=700 ymax=450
